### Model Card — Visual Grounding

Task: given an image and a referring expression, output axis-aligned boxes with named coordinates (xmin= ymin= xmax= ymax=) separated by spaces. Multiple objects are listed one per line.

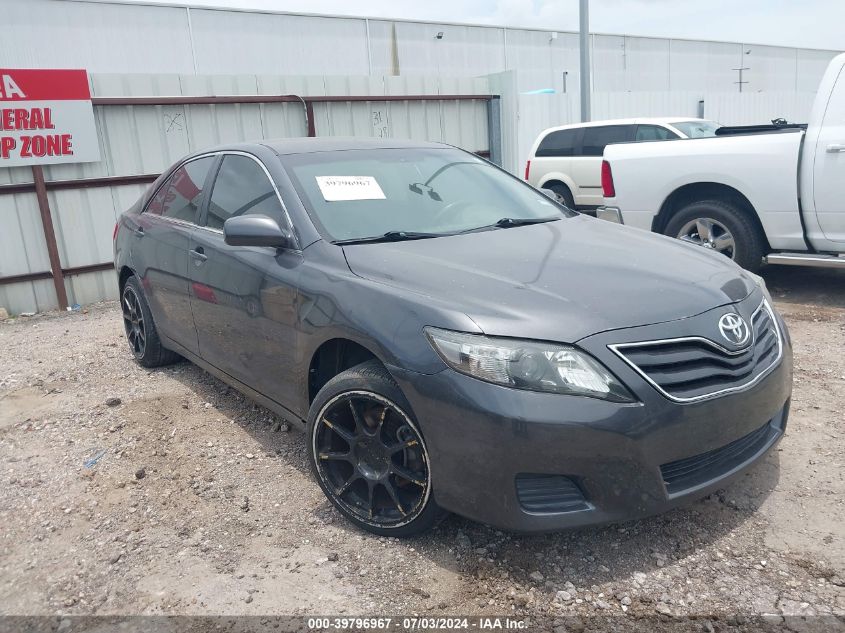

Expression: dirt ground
xmin=0 ymin=265 xmax=843 ymax=631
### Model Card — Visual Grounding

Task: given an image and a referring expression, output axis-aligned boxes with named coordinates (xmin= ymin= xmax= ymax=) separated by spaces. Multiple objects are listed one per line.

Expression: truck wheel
xmin=664 ymin=200 xmax=765 ymax=272
xmin=546 ymin=183 xmax=575 ymax=209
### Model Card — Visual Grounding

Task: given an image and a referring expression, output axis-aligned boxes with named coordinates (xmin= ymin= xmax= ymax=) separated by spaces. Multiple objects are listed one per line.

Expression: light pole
xmin=579 ymin=0 xmax=591 ymax=122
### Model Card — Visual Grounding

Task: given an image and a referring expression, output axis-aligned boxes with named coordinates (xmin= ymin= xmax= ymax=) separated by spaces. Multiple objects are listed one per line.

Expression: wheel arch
xmin=652 ymin=182 xmax=770 ymax=252
xmin=307 ymin=337 xmax=384 ymax=405
xmin=537 ymin=173 xmax=578 ymax=194
xmin=117 ymin=265 xmax=136 ymax=294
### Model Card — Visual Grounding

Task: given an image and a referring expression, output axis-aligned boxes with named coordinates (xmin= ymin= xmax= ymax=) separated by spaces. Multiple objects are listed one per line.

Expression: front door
xmin=812 ymin=65 xmax=845 ymax=243
xmin=134 ymin=155 xmax=216 ymax=354
xmin=189 ymin=153 xmax=302 ymax=408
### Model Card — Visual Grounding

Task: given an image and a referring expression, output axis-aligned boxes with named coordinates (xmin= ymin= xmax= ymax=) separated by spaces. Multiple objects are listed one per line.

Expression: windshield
xmin=280 ymin=147 xmax=571 ymax=242
xmin=672 ymin=120 xmax=721 ymax=138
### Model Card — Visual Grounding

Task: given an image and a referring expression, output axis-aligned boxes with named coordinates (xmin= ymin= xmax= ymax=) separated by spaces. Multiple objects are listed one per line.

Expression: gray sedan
xmin=114 ymin=138 xmax=792 ymax=536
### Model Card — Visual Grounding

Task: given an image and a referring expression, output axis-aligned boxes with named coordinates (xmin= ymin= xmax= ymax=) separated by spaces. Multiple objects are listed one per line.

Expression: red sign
xmin=0 ymin=69 xmax=100 ymax=167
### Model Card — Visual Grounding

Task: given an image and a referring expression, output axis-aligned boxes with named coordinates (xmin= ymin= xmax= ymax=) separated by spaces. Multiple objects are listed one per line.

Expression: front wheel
xmin=307 ymin=360 xmax=444 ymax=537
xmin=664 ymin=199 xmax=765 ymax=272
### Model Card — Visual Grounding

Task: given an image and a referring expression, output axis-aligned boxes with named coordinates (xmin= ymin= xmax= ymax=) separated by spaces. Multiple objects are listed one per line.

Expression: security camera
xmin=435 ymin=32 xmax=444 ymax=39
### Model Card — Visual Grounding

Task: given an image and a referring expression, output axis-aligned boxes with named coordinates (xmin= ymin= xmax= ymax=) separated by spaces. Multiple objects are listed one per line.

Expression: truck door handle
xmin=826 ymin=143 xmax=845 ymax=153
xmin=133 ymin=227 xmax=144 ymax=238
xmin=189 ymin=247 xmax=207 ymax=263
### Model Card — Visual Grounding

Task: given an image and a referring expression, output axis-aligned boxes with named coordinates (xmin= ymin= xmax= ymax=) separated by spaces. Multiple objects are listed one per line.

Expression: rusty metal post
xmin=305 ymin=100 xmax=317 ymax=137
xmin=31 ymin=165 xmax=69 ymax=310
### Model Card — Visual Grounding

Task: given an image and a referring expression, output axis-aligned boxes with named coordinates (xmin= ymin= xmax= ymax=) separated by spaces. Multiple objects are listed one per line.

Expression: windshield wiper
xmin=493 ymin=216 xmax=561 ymax=228
xmin=333 ymin=231 xmax=444 ymax=245
xmin=454 ymin=216 xmax=561 ymax=234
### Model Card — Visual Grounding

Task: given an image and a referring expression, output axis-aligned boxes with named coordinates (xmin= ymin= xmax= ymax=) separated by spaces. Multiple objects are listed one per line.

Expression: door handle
xmin=133 ymin=227 xmax=144 ymax=238
xmin=826 ymin=143 xmax=845 ymax=153
xmin=189 ymin=247 xmax=207 ymax=263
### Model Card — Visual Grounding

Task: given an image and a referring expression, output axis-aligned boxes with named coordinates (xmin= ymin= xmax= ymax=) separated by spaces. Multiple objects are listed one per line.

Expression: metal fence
xmin=0 ymin=74 xmax=497 ymax=315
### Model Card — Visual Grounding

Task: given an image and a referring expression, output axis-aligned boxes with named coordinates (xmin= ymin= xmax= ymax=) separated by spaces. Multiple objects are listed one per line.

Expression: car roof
xmin=537 ymin=117 xmax=707 ymax=134
xmin=259 ymin=136 xmax=451 ymax=155
xmin=173 ymin=137 xmax=454 ymax=167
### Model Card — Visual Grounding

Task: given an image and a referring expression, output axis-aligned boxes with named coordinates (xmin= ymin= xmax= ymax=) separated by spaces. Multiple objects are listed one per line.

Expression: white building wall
xmin=2 ymin=0 xmax=839 ymax=94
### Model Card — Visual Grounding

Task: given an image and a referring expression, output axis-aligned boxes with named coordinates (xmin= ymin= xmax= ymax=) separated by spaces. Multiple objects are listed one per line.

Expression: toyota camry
xmin=114 ymin=138 xmax=792 ymax=536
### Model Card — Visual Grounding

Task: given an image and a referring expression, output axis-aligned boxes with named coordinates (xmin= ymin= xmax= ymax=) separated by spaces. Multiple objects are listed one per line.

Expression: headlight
xmin=424 ymin=327 xmax=635 ymax=402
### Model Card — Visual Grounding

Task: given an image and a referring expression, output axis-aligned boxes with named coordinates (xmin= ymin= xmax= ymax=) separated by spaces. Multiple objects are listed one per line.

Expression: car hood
xmin=342 ymin=216 xmax=756 ymax=342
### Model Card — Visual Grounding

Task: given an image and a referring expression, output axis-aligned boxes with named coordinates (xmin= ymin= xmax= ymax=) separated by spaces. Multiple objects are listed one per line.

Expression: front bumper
xmin=387 ymin=305 xmax=792 ymax=532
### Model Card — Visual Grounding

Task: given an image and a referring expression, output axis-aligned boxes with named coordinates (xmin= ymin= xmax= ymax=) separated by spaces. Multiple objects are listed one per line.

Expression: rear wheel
xmin=664 ymin=199 xmax=765 ymax=272
xmin=307 ymin=360 xmax=444 ymax=537
xmin=545 ymin=183 xmax=575 ymax=209
xmin=121 ymin=276 xmax=180 ymax=368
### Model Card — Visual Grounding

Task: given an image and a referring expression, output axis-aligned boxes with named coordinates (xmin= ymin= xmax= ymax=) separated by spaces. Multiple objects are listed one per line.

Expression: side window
xmin=206 ymin=155 xmax=287 ymax=231
xmin=635 ymin=125 xmax=678 ymax=141
xmin=581 ymin=125 xmax=634 ymax=156
xmin=535 ymin=129 xmax=579 ymax=157
xmin=153 ymin=156 xmax=215 ymax=223
xmin=144 ymin=178 xmax=171 ymax=215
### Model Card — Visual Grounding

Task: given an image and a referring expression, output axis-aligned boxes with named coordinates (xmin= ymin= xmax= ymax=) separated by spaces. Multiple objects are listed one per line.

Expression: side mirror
xmin=223 ymin=215 xmax=293 ymax=249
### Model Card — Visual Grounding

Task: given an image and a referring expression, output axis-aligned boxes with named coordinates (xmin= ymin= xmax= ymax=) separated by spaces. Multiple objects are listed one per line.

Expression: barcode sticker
xmin=315 ymin=176 xmax=386 ymax=202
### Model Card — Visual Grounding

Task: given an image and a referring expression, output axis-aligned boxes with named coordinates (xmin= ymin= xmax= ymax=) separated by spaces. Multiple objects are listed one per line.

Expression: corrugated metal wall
xmin=705 ymin=92 xmax=818 ymax=126
xmin=0 ymin=74 xmax=490 ymax=315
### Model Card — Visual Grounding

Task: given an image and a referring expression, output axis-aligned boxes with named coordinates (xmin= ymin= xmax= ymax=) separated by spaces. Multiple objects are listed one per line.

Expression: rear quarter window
xmin=535 ymin=129 xmax=579 ymax=157
xmin=144 ymin=156 xmax=215 ymax=224
xmin=144 ymin=178 xmax=170 ymax=215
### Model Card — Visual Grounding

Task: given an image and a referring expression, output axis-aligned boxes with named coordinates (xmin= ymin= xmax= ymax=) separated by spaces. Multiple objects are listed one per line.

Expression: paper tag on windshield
xmin=315 ymin=176 xmax=386 ymax=202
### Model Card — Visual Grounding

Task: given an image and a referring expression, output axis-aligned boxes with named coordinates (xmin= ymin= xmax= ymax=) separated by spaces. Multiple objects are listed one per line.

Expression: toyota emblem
xmin=718 ymin=313 xmax=750 ymax=346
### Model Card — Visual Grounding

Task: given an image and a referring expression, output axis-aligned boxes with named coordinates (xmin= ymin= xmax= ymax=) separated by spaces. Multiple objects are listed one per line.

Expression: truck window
xmin=581 ymin=125 xmax=634 ymax=156
xmin=535 ymin=129 xmax=579 ymax=157
xmin=635 ymin=125 xmax=679 ymax=141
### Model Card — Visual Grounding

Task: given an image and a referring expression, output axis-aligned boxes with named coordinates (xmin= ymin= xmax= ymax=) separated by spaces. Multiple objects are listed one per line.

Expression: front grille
xmin=660 ymin=421 xmax=780 ymax=495
xmin=610 ymin=300 xmax=781 ymax=402
xmin=515 ymin=474 xmax=590 ymax=513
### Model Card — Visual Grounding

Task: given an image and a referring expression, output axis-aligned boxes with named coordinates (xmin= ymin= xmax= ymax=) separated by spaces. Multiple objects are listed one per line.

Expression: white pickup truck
xmin=600 ymin=52 xmax=845 ymax=272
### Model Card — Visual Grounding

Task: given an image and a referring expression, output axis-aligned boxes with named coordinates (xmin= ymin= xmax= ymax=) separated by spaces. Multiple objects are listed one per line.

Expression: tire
xmin=121 ymin=276 xmax=181 ymax=368
xmin=664 ymin=199 xmax=766 ymax=272
xmin=307 ymin=360 xmax=445 ymax=537
xmin=546 ymin=183 xmax=575 ymax=210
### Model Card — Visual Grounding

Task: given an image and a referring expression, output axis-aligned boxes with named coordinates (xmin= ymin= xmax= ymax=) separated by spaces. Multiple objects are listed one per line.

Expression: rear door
xmin=812 ymin=65 xmax=845 ymax=243
xmin=134 ymin=155 xmax=216 ymax=354
xmin=569 ymin=125 xmax=635 ymax=206
xmin=190 ymin=152 xmax=303 ymax=407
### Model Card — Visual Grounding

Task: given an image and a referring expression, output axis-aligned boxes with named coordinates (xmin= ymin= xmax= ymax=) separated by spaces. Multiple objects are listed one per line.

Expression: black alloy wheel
xmin=310 ymin=386 xmax=436 ymax=536
xmin=122 ymin=285 xmax=146 ymax=359
xmin=120 ymin=275 xmax=180 ymax=368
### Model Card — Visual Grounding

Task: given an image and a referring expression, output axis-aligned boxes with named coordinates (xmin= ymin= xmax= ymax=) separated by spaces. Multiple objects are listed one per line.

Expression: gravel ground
xmin=0 ymin=266 xmax=843 ymax=632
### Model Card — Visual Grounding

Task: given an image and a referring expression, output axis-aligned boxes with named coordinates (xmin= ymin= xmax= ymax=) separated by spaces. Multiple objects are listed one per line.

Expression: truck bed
xmin=603 ymin=130 xmax=806 ymax=251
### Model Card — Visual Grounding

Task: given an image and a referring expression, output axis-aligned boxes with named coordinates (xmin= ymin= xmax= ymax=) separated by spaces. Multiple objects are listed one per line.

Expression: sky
xmin=108 ymin=0 xmax=843 ymax=50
